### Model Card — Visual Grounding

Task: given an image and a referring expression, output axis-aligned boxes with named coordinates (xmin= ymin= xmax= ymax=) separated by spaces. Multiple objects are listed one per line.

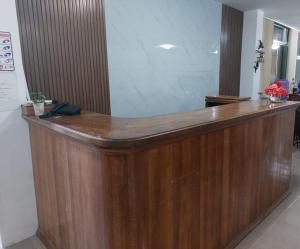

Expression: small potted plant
xmin=264 ymin=81 xmax=288 ymax=103
xmin=31 ymin=92 xmax=46 ymax=116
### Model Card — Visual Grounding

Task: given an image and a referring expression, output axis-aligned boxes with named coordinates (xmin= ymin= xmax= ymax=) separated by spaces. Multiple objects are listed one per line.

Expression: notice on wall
xmin=0 ymin=73 xmax=19 ymax=112
xmin=0 ymin=31 xmax=15 ymax=71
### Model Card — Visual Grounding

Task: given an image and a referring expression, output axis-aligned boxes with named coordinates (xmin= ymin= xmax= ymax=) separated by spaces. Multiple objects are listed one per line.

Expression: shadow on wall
xmin=0 ymin=108 xmax=37 ymax=247
xmin=0 ymin=233 xmax=3 ymax=249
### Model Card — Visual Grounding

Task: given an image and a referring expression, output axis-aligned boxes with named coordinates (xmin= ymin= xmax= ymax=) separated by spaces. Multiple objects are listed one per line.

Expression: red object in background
xmin=265 ymin=81 xmax=288 ymax=97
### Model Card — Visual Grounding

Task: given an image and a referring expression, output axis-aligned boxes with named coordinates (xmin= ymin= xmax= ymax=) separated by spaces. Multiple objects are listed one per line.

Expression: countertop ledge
xmin=23 ymin=101 xmax=300 ymax=148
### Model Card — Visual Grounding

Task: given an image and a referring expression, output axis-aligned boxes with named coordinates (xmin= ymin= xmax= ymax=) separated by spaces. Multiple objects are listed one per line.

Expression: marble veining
xmin=105 ymin=0 xmax=222 ymax=117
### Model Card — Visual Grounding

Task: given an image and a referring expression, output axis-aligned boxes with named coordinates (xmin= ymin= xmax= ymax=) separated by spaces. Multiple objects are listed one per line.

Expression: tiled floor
xmin=6 ymin=236 xmax=46 ymax=249
xmin=7 ymin=149 xmax=300 ymax=249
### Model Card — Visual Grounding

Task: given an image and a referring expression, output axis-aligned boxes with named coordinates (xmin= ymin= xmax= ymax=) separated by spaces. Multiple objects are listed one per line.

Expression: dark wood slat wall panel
xmin=219 ymin=5 xmax=244 ymax=96
xmin=15 ymin=0 xmax=111 ymax=114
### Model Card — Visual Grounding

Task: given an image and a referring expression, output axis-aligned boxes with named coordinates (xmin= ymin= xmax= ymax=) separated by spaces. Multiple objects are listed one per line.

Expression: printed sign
xmin=0 ymin=73 xmax=19 ymax=112
xmin=0 ymin=31 xmax=15 ymax=71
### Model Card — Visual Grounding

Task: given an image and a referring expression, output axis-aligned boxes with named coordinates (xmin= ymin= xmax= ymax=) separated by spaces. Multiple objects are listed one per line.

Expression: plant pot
xmin=33 ymin=103 xmax=45 ymax=116
xmin=269 ymin=96 xmax=282 ymax=103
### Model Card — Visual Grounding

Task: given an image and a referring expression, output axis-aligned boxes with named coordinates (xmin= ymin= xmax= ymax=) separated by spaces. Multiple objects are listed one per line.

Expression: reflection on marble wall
xmin=105 ymin=0 xmax=222 ymax=117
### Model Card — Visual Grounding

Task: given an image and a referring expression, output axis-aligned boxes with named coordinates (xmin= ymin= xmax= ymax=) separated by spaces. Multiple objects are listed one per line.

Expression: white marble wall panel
xmin=105 ymin=0 xmax=222 ymax=117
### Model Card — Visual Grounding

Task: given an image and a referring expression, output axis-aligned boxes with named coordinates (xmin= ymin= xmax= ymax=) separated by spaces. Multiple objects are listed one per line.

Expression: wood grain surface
xmin=24 ymin=101 xmax=299 ymax=148
xmin=15 ymin=0 xmax=110 ymax=114
xmin=26 ymin=101 xmax=298 ymax=249
xmin=219 ymin=5 xmax=244 ymax=96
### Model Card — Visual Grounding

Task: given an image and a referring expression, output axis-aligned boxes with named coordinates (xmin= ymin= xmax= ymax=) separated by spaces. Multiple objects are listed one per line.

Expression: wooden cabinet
xmin=205 ymin=95 xmax=251 ymax=107
xmin=24 ymin=101 xmax=298 ymax=249
xmin=289 ymin=94 xmax=300 ymax=101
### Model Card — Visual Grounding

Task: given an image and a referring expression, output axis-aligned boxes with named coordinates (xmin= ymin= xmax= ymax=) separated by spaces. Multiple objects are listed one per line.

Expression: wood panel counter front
xmin=24 ymin=101 xmax=299 ymax=249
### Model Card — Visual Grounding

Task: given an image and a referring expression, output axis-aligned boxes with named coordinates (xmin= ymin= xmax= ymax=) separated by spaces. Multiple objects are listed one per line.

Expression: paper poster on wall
xmin=0 ymin=73 xmax=19 ymax=112
xmin=0 ymin=31 xmax=15 ymax=71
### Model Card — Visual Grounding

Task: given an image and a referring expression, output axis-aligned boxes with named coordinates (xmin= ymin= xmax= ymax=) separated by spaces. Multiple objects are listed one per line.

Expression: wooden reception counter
xmin=24 ymin=101 xmax=299 ymax=249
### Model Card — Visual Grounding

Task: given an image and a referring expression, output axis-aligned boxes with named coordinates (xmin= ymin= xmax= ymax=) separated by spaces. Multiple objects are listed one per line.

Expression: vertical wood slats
xmin=15 ymin=0 xmax=111 ymax=114
xmin=27 ymin=108 xmax=295 ymax=249
xmin=219 ymin=5 xmax=244 ymax=96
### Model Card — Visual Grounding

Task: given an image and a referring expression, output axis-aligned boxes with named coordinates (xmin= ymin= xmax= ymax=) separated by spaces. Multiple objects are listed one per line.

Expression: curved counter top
xmin=24 ymin=100 xmax=299 ymax=148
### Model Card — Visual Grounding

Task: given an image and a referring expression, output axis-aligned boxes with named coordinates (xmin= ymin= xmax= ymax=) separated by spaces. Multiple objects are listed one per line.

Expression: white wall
xmin=0 ymin=0 xmax=37 ymax=247
xmin=287 ymin=29 xmax=299 ymax=82
xmin=240 ymin=9 xmax=264 ymax=99
xmin=260 ymin=18 xmax=274 ymax=91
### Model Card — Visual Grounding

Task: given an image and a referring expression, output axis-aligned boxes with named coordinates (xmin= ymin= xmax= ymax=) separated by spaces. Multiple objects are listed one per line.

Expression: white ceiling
xmin=218 ymin=0 xmax=300 ymax=30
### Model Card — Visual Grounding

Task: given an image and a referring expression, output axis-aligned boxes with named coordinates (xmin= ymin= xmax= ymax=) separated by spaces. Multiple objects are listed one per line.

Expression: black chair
xmin=294 ymin=107 xmax=300 ymax=147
